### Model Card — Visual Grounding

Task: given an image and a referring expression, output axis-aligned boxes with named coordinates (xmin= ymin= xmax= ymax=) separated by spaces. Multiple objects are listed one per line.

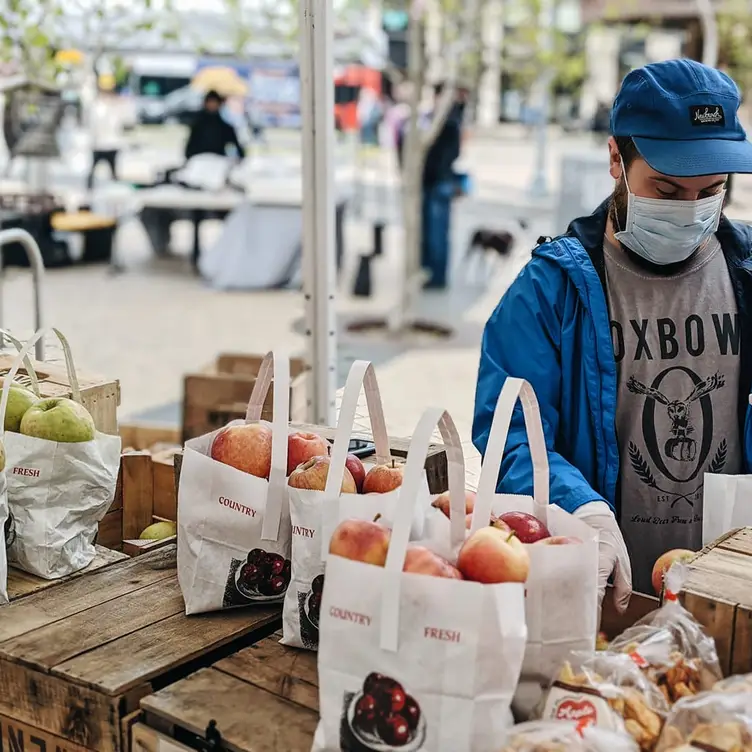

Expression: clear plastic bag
xmin=714 ymin=674 xmax=752 ymax=695
xmin=538 ymin=651 xmax=669 ymax=751
xmin=608 ymin=564 xmax=721 ymax=704
xmin=501 ymin=720 xmax=639 ymax=751
xmin=656 ymin=690 xmax=752 ymax=751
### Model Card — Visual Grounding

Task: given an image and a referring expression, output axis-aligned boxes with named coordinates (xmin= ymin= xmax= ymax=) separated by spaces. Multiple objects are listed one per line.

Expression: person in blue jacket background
xmin=473 ymin=59 xmax=752 ymax=610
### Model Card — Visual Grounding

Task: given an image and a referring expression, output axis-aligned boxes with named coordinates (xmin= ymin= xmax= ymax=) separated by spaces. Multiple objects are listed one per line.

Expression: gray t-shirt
xmin=604 ymin=236 xmax=742 ymax=594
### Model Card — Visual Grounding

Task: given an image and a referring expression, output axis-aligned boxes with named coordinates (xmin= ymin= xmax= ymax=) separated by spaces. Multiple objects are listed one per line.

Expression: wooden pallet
xmin=135 ymin=630 xmax=317 ymax=752
xmin=0 ymin=546 xmax=282 ymax=752
xmin=7 ymin=545 xmax=127 ymax=601
xmin=182 ymin=354 xmax=308 ymax=443
xmin=681 ymin=527 xmax=752 ymax=676
xmin=0 ymin=351 xmax=120 ymax=435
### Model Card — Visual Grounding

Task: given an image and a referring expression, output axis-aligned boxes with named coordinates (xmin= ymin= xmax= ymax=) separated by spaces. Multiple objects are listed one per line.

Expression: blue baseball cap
xmin=611 ymin=59 xmax=752 ymax=177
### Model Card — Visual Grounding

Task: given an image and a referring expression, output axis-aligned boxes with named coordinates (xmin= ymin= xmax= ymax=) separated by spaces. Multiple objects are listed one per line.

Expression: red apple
xmin=287 ymin=431 xmax=329 ymax=476
xmin=534 ymin=535 xmax=582 ymax=546
xmin=288 ymin=455 xmax=357 ymax=493
xmin=345 ymin=453 xmax=366 ymax=492
xmin=211 ymin=421 xmax=273 ymax=478
xmin=330 ymin=519 xmax=391 ymax=566
xmin=403 ymin=546 xmax=463 ymax=579
xmin=457 ymin=526 xmax=530 ymax=584
xmin=362 ymin=459 xmax=404 ymax=494
xmin=651 ymin=548 xmax=695 ymax=596
xmin=432 ymin=489 xmax=476 ymax=520
xmin=498 ymin=511 xmax=551 ymax=543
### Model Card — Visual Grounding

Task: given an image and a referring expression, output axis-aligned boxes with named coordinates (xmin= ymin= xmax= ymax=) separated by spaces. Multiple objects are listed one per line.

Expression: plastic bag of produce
xmin=313 ymin=407 xmax=527 ymax=752
xmin=656 ymin=689 xmax=752 ymax=751
xmin=538 ymin=650 xmax=670 ymax=751
xmin=282 ymin=360 xmax=430 ymax=650
xmin=178 ymin=350 xmax=293 ymax=615
xmin=0 ymin=435 xmax=7 ymax=605
xmin=430 ymin=376 xmax=599 ymax=719
xmin=500 ymin=720 xmax=639 ymax=751
xmin=3 ymin=328 xmax=121 ymax=579
xmin=608 ymin=564 xmax=721 ymax=705
xmin=714 ymin=674 xmax=752 ymax=694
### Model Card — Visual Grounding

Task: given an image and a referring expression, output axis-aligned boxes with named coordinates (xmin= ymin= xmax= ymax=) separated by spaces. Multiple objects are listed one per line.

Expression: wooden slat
xmin=0 ymin=660 xmax=117 ymax=752
xmin=733 ymin=605 xmax=752 ymax=676
xmin=53 ymin=606 xmax=282 ymax=695
xmin=717 ymin=528 xmax=752 ymax=556
xmin=215 ymin=638 xmax=319 ymax=713
xmin=0 ymin=578 xmax=185 ymax=669
xmin=132 ymin=723 xmax=194 ymax=752
xmin=6 ymin=546 xmax=128 ymax=602
xmin=0 ymin=712 xmax=95 ymax=752
xmin=140 ymin=668 xmax=317 ymax=752
xmin=97 ymin=508 xmax=124 ymax=550
xmin=680 ymin=590 xmax=736 ymax=676
xmin=0 ymin=549 xmax=175 ymax=641
xmin=152 ymin=450 xmax=178 ymax=520
xmin=122 ymin=452 xmax=155 ymax=540
xmin=687 ymin=547 xmax=752 ymax=583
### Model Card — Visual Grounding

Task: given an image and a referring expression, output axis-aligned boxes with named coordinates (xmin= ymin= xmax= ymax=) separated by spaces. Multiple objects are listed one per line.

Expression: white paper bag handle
xmin=244 ymin=350 xmax=290 ymax=542
xmin=474 ymin=377 xmax=550 ymax=532
xmin=0 ymin=329 xmax=40 ymax=396
xmin=380 ymin=406 xmax=466 ymax=652
xmin=320 ymin=360 xmax=392 ymax=561
xmin=0 ymin=328 xmax=50 ymax=438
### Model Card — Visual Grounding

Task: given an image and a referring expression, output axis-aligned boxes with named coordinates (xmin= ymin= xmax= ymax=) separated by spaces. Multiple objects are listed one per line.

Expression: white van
xmin=125 ymin=54 xmax=198 ymax=125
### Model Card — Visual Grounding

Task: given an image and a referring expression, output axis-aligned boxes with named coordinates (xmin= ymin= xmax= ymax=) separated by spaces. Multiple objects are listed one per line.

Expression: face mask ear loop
xmin=614 ymin=155 xmax=631 ymax=234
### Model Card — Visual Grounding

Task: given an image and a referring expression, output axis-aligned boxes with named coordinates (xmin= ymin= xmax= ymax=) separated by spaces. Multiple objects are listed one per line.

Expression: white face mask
xmin=614 ymin=164 xmax=725 ymax=266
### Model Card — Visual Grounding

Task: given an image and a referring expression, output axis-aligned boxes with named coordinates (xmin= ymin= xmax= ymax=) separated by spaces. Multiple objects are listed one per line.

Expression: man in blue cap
xmin=473 ymin=60 xmax=752 ymax=610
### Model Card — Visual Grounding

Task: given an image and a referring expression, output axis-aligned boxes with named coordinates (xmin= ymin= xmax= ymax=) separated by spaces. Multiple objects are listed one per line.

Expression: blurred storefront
xmin=579 ymin=0 xmax=715 ymax=122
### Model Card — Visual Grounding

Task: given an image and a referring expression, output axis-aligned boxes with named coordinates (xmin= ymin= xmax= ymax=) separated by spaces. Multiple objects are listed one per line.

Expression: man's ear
xmin=608 ymin=136 xmax=622 ymax=181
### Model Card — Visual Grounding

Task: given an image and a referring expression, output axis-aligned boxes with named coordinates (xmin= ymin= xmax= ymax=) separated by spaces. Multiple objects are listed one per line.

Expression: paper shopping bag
xmin=473 ymin=378 xmax=599 ymax=720
xmin=0 ymin=452 xmax=7 ymax=606
xmin=178 ymin=350 xmax=292 ymax=615
xmin=702 ymin=472 xmax=752 ymax=545
xmin=282 ymin=360 xmax=431 ymax=650
xmin=314 ymin=407 xmax=527 ymax=752
xmin=4 ymin=328 xmax=121 ymax=579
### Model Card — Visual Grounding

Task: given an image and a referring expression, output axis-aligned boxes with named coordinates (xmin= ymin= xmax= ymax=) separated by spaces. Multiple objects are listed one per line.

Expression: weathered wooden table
xmin=134 ymin=630 xmax=318 ymax=752
xmin=0 ymin=545 xmax=281 ymax=752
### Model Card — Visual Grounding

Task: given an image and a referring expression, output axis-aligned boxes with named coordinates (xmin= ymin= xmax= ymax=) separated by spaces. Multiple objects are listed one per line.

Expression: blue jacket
xmin=472 ymin=201 xmax=752 ymax=518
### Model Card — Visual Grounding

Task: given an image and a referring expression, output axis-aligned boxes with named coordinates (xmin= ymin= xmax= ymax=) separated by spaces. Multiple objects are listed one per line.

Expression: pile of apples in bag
xmin=209 ymin=421 xmax=404 ymax=603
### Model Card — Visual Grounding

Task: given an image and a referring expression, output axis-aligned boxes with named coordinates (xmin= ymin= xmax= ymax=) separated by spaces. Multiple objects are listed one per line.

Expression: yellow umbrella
xmin=55 ymin=49 xmax=84 ymax=66
xmin=191 ymin=67 xmax=248 ymax=98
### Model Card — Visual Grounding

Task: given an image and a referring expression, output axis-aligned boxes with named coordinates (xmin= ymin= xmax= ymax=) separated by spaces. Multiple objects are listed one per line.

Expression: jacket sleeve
xmin=185 ymin=121 xmax=200 ymax=160
xmin=472 ymin=256 xmax=608 ymax=514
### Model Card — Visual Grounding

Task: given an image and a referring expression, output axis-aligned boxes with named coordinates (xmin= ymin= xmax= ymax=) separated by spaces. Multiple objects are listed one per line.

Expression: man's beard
xmin=609 ymin=176 xmax=628 ymax=234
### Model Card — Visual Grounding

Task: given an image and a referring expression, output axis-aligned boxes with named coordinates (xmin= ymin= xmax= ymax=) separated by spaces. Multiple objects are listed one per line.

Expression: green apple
xmin=0 ymin=437 xmax=5 ymax=473
xmin=20 ymin=398 xmax=96 ymax=443
xmin=139 ymin=521 xmax=177 ymax=540
xmin=4 ymin=384 xmax=38 ymax=432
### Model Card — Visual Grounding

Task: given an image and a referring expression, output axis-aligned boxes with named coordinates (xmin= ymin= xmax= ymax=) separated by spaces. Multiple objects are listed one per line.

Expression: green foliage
xmin=717 ymin=0 xmax=752 ymax=98
xmin=501 ymin=0 xmax=586 ymax=98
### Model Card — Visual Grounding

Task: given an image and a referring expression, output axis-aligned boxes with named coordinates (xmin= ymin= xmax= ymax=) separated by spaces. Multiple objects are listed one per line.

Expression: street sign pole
xmin=300 ymin=0 xmax=338 ymax=426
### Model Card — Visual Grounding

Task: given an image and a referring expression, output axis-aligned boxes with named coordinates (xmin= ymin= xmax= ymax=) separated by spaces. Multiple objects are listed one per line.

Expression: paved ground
xmin=3 ymin=122 xmax=752 ymax=484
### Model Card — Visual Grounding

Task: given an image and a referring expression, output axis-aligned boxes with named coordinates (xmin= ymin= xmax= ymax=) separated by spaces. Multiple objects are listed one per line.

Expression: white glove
xmin=574 ymin=500 xmax=632 ymax=613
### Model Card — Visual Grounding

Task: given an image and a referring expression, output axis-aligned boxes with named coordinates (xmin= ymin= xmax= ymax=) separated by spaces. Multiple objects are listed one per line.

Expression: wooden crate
xmin=680 ymin=527 xmax=752 ymax=677
xmin=182 ymin=353 xmax=308 ymax=443
xmin=0 ymin=352 xmax=119 ymax=435
xmin=98 ymin=426 xmax=182 ymax=551
xmin=600 ymin=590 xmax=659 ymax=640
xmin=135 ymin=630 xmax=317 ymax=752
xmin=7 ymin=545 xmax=127 ymax=601
xmin=173 ymin=423 xmax=450 ymax=496
xmin=0 ymin=546 xmax=282 ymax=752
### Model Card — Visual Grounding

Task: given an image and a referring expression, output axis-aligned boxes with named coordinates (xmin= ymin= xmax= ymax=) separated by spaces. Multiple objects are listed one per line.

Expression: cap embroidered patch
xmin=690 ymin=105 xmax=725 ymax=127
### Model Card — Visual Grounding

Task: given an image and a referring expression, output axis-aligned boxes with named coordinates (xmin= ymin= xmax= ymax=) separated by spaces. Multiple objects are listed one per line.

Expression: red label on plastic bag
xmin=554 ymin=699 xmax=598 ymax=726
xmin=629 ymin=651 xmax=649 ymax=669
xmin=664 ymin=589 xmax=678 ymax=602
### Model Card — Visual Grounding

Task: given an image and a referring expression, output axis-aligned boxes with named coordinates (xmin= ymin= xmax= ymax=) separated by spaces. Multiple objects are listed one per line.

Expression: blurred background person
xmin=185 ymin=90 xmax=245 ymax=161
xmin=87 ymin=73 xmax=125 ymax=189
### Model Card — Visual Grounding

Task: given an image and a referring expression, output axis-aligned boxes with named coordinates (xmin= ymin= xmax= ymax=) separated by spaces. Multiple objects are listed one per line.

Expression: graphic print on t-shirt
xmin=604 ymin=236 xmax=742 ymax=594
xmin=625 ymin=369 xmax=727 ymax=510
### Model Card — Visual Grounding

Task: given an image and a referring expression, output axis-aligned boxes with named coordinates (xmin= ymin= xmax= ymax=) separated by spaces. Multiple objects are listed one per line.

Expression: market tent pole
xmin=300 ymin=0 xmax=338 ymax=426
